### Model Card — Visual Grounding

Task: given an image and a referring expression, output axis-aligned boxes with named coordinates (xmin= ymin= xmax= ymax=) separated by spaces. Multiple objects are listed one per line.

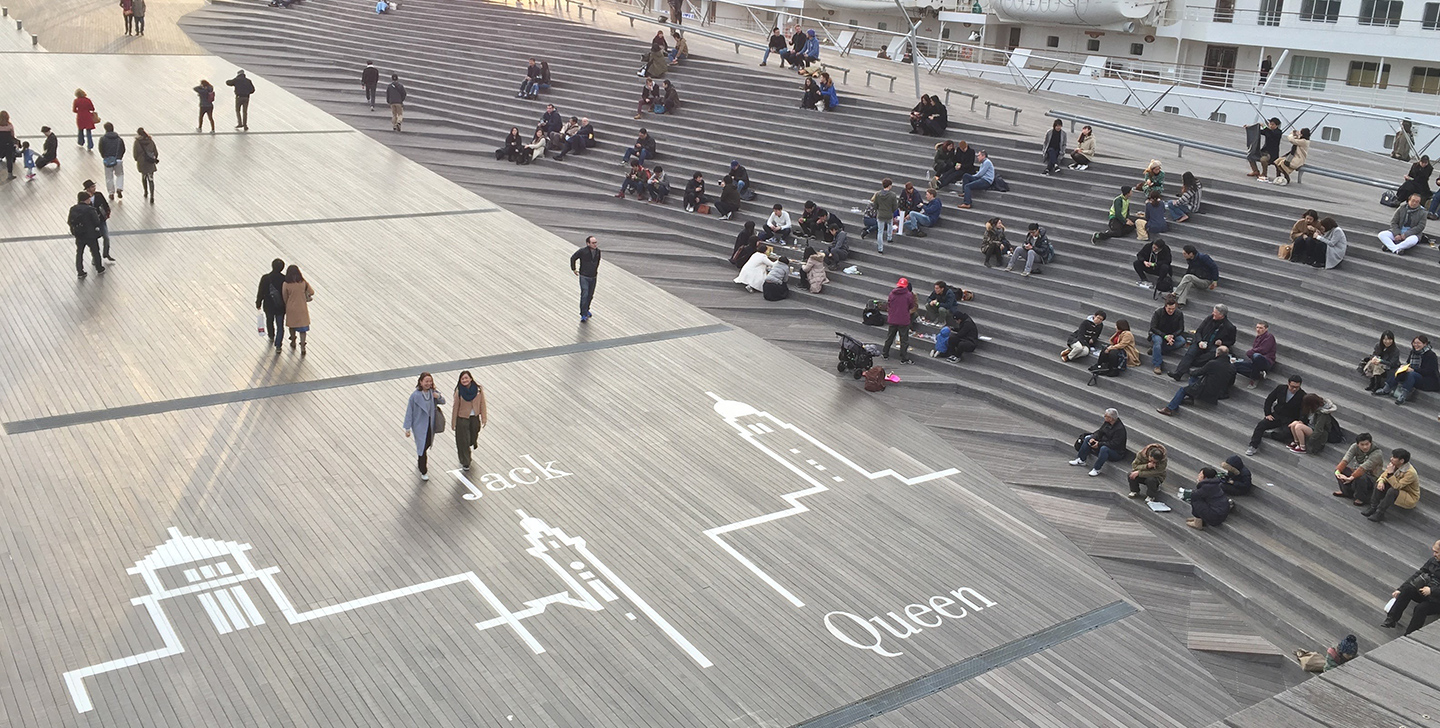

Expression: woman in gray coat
xmin=403 ymin=371 xmax=447 ymax=480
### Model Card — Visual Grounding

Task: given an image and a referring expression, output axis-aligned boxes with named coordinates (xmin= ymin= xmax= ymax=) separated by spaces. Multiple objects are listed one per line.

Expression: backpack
xmin=267 ymin=279 xmax=285 ymax=310
xmin=204 ymin=88 xmax=215 ymax=105
xmin=990 ymin=175 xmax=1011 ymax=193
xmin=862 ymin=300 xmax=886 ymax=326
xmin=1156 ymin=275 xmax=1175 ymax=293
xmin=862 ymin=366 xmax=887 ymax=391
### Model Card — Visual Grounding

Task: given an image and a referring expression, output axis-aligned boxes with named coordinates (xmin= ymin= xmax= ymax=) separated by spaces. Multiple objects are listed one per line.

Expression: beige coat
xmin=452 ymin=386 xmax=485 ymax=428
xmin=801 ymin=254 xmax=828 ymax=293
xmin=1379 ymin=463 xmax=1421 ymax=509
xmin=1280 ymin=136 xmax=1309 ymax=171
xmin=1076 ymin=134 xmax=1095 ymax=157
xmin=281 ymin=280 xmax=314 ymax=328
xmin=1107 ymin=330 xmax=1141 ymax=367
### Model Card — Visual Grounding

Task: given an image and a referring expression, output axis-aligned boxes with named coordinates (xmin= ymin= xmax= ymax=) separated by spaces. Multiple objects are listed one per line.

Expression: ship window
xmin=1320 ymin=126 xmax=1341 ymax=141
xmin=1286 ymin=55 xmax=1330 ymax=91
xmin=1409 ymin=66 xmax=1440 ymax=94
xmin=1046 ymin=35 xmax=1059 ymax=47
xmin=1130 ymin=43 xmax=1144 ymax=55
xmin=1086 ymin=38 xmax=1100 ymax=52
xmin=941 ymin=27 xmax=951 ymax=39
xmin=1257 ymin=0 xmax=1284 ymax=25
xmin=1162 ymin=106 xmax=1180 ymax=114
xmin=1424 ymin=2 xmax=1440 ymax=28
xmin=1359 ymin=0 xmax=1403 ymax=26
xmin=877 ymin=22 xmax=887 ymax=31
xmin=1209 ymin=111 xmax=1228 ymax=122
xmin=1346 ymin=61 xmax=1391 ymax=88
xmin=1384 ymin=134 xmax=1396 ymax=148
xmin=1300 ymin=0 xmax=1341 ymax=21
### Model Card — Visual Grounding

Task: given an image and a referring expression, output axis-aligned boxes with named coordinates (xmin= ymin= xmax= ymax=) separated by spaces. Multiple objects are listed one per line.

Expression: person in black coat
xmin=1186 ymin=468 xmax=1232 ymax=530
xmin=1394 ymin=156 xmax=1432 ymax=204
xmin=34 ymin=126 xmax=60 ymax=170
xmin=1133 ymin=238 xmax=1172 ymax=287
xmin=683 ymin=172 xmax=707 ymax=211
xmin=225 ymin=70 xmax=256 ymax=130
xmin=1220 ymin=454 xmax=1253 ymax=496
xmin=495 ymin=127 xmax=525 ymax=162
xmin=715 ymin=178 xmax=742 ymax=220
xmin=1069 ymin=408 xmax=1128 ymax=475
xmin=621 ymin=128 xmax=656 ymax=165
xmin=1382 ymin=540 xmax=1440 ymax=634
xmin=1247 ymin=374 xmax=1306 ymax=454
xmin=1157 ymin=346 xmax=1234 ymax=415
xmin=1170 ymin=304 xmax=1237 ymax=380
xmin=67 ymin=192 xmax=104 ymax=278
xmin=921 ymin=98 xmax=947 ymax=136
xmin=1061 ymin=311 xmax=1106 ymax=362
xmin=1147 ymin=295 xmax=1186 ymax=375
xmin=361 ymin=61 xmax=380 ymax=109
xmin=943 ymin=311 xmax=980 ymax=362
xmin=254 ymin=257 xmax=288 ymax=351
xmin=385 ymin=74 xmax=406 ymax=132
xmin=539 ymin=104 xmax=562 ymax=134
xmin=723 ymin=161 xmax=752 ymax=200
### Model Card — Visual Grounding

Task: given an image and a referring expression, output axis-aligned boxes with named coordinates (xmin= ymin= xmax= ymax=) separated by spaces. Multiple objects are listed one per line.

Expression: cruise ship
xmin=694 ymin=0 xmax=1440 ymax=157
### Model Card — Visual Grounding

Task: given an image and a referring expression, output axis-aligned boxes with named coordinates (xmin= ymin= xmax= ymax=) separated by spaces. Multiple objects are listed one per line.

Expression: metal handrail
xmin=866 ymin=70 xmax=896 ymax=93
xmin=1044 ymin=110 xmax=1393 ymax=189
xmin=944 ymin=88 xmax=979 ymax=112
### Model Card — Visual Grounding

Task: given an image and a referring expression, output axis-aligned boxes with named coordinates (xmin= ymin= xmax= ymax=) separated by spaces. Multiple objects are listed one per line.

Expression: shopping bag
xmin=256 ymin=311 xmax=266 ymax=336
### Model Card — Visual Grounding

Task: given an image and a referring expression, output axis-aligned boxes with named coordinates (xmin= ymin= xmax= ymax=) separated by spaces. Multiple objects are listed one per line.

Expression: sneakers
xmin=947 ymin=355 xmax=961 ymax=362
xmin=1256 ymin=176 xmax=1269 ymax=183
xmin=900 ymin=358 xmax=913 ymax=364
xmin=1087 ymin=469 xmax=1101 ymax=477
xmin=1128 ymin=491 xmax=1141 ymax=498
xmin=420 ymin=473 xmax=429 ymax=481
xmin=1078 ymin=164 xmax=1089 ymax=170
xmin=1068 ymin=457 xmax=1085 ymax=466
xmin=685 ymin=206 xmax=695 ymax=213
xmin=1091 ymin=233 xmax=1101 ymax=244
xmin=1288 ymin=443 xmax=1306 ymax=454
xmin=1245 ymin=446 xmax=1258 ymax=456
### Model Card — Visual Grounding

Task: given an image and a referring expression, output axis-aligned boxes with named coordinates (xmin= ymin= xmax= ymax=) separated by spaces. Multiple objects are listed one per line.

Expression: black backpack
xmin=267 ymin=278 xmax=284 ymax=310
xmin=862 ymin=300 xmax=886 ymax=326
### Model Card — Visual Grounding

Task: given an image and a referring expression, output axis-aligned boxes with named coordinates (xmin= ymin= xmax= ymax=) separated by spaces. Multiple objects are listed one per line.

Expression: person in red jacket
xmin=72 ymin=89 xmax=97 ymax=150
xmin=883 ymin=277 xmax=917 ymax=364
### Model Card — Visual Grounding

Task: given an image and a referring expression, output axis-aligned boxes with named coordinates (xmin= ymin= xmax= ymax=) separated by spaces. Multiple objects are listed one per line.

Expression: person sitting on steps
xmin=1361 ymin=330 xmax=1401 ymax=392
xmin=1133 ymin=237 xmax=1172 ymax=289
xmin=1232 ymin=320 xmax=1278 ymax=388
xmin=1136 ymin=189 xmax=1168 ymax=240
xmin=715 ymin=177 xmax=742 ymax=220
xmin=1128 ymin=443 xmax=1168 ymax=503
xmin=1092 ymin=185 xmax=1135 ymax=243
xmin=518 ymin=58 xmax=542 ymax=99
xmin=920 ymin=280 xmax=960 ymax=326
xmin=683 ymin=171 xmax=708 ymax=213
xmin=1166 ymin=172 xmax=1202 ymax=222
xmin=1186 ymin=468 xmax=1233 ymax=530
xmin=1156 ymin=345 xmax=1234 ymax=415
xmin=1068 ymin=125 xmax=1095 ymax=169
xmin=933 ymin=140 xmax=978 ymax=190
xmin=1061 ymin=310 xmax=1106 ymax=363
xmin=1379 ymin=194 xmax=1427 ymax=254
xmin=940 ymin=310 xmax=980 ymax=362
xmin=1373 ymin=335 xmax=1440 ymax=404
xmin=1362 ymin=448 xmax=1421 ymax=523
xmin=667 ymin=30 xmax=689 ymax=65
xmin=1334 ymin=432 xmax=1386 ymax=505
xmin=1146 ymin=294 xmax=1186 ymax=375
xmin=1173 ymin=244 xmax=1220 ymax=308
xmin=657 ymin=80 xmax=680 ymax=115
xmin=1246 ymin=374 xmax=1306 ymax=456
xmin=956 ymin=149 xmax=993 ymax=209
xmin=1004 ymin=223 xmax=1053 ymax=276
xmin=1271 ymin=128 xmax=1310 ymax=186
xmin=646 ymin=164 xmax=670 ymax=203
xmin=1069 ymin=408 xmax=1128 ymax=477
xmin=1392 ymin=155 xmax=1431 ymax=207
xmin=621 ymin=128 xmax=656 ymax=165
xmin=1169 ymin=304 xmax=1236 ymax=380
xmin=1380 ymin=539 xmax=1440 ymax=634
xmin=1220 ymin=454 xmax=1253 ymax=496
xmin=1092 ymin=319 xmax=1140 ymax=375
xmin=616 ymin=160 xmax=651 ymax=199
xmin=980 ymin=217 xmax=1011 ymax=268
xmin=495 ymin=126 xmax=525 ymax=163
xmin=634 ymin=79 xmax=658 ymax=120
xmin=760 ymin=26 xmax=787 ymax=67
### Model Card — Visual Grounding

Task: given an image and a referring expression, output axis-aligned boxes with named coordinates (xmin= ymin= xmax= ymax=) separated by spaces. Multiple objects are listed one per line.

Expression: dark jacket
xmin=226 ymin=73 xmax=256 ymax=97
xmin=1262 ymin=384 xmax=1307 ymax=423
xmin=1220 ymin=455 xmax=1252 ymax=495
xmin=540 ymin=110 xmax=562 ymax=133
xmin=89 ymin=191 xmax=111 ymax=220
xmin=767 ymin=32 xmax=788 ymax=51
xmin=67 ymin=203 xmax=103 ymax=242
xmin=949 ymin=313 xmax=979 ymax=348
xmin=1193 ymin=314 xmax=1237 ymax=349
xmin=1257 ymin=126 xmax=1282 ymax=159
xmin=194 ymin=84 xmax=216 ymax=109
xmin=1089 ymin=418 xmax=1128 ymax=455
xmin=660 ymin=85 xmax=680 ymax=111
xmin=932 ymin=146 xmax=955 ymax=176
xmin=385 ymin=81 xmax=406 ymax=105
xmin=570 ymin=246 xmax=601 ymax=277
xmin=635 ymin=133 xmax=656 ymax=155
xmin=927 ymin=286 xmax=958 ymax=316
xmin=362 ymin=66 xmax=380 ymax=88
xmin=1186 ymin=252 xmax=1220 ymax=282
xmin=1186 ymin=355 xmax=1236 ymax=403
xmin=1190 ymin=476 xmax=1230 ymax=527
xmin=1400 ymin=557 xmax=1440 ymax=592
xmin=725 ymin=165 xmax=750 ymax=187
xmin=572 ymin=123 xmax=595 ymax=147
xmin=1148 ymin=305 xmax=1185 ymax=339
xmin=42 ymin=131 xmax=59 ymax=158
xmin=1068 ymin=317 xmax=1104 ymax=348
xmin=953 ymin=146 xmax=977 ymax=175
xmin=97 ymin=131 xmax=125 ymax=160
xmin=719 ymin=181 xmax=741 ymax=208
xmin=1402 ymin=345 xmax=1440 ymax=391
xmin=255 ymin=270 xmax=287 ymax=313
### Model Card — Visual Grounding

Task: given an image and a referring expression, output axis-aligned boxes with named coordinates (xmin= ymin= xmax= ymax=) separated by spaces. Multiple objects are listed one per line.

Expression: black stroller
xmin=836 ymin=332 xmax=880 ymax=379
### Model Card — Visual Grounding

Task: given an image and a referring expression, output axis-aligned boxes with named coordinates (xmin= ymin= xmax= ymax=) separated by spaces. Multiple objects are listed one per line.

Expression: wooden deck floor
xmin=0 ymin=53 xmax=1259 ymax=727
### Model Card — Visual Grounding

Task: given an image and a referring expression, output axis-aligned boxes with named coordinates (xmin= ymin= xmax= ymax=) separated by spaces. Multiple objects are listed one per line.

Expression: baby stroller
xmin=836 ymin=332 xmax=880 ymax=379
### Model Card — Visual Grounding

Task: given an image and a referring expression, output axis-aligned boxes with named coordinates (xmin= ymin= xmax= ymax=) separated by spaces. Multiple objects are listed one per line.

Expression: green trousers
xmin=455 ymin=415 xmax=480 ymax=467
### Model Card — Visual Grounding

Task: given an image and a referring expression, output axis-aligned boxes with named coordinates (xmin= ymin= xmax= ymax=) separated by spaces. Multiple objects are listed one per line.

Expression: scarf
xmin=458 ymin=382 xmax=478 ymax=401
xmin=1408 ymin=345 xmax=1431 ymax=368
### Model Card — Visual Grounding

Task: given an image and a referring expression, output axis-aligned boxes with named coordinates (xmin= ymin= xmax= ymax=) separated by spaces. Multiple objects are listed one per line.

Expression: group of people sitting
xmin=762 ymin=25 xmax=819 ymax=71
xmin=1285 ymin=209 xmax=1349 ymax=268
xmin=1385 ymin=154 xmax=1438 ymax=220
xmin=517 ymin=58 xmax=552 ymax=99
xmin=1092 ymin=163 xmax=1203 ymax=245
xmin=637 ymin=30 xmax=689 ymax=79
xmin=799 ymin=73 xmax=840 ymax=112
xmin=493 ymin=104 xmax=596 ymax=164
xmin=978 ymin=218 xmax=1054 ymax=275
xmin=908 ymin=95 xmax=947 ymax=137
xmin=1037 ymin=121 xmax=1097 ymax=175
xmin=633 ymin=78 xmax=681 ymax=119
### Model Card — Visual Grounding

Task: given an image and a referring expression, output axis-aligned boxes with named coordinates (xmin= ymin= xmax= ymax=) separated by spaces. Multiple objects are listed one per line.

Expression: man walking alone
xmin=226 ymin=70 xmax=256 ymax=130
xmin=386 ymin=74 xmax=406 ymax=132
xmin=362 ymin=61 xmax=380 ymax=111
xmin=570 ymin=235 xmax=601 ymax=322
xmin=68 ymin=192 xmax=105 ymax=278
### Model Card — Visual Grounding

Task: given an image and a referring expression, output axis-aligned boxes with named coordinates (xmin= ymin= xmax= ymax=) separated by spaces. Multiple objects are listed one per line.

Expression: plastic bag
xmin=256 ymin=312 xmax=266 ymax=336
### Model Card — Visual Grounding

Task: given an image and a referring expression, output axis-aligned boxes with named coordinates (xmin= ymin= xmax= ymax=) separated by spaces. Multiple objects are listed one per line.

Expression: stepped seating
xmin=180 ymin=0 xmax=1440 ymax=654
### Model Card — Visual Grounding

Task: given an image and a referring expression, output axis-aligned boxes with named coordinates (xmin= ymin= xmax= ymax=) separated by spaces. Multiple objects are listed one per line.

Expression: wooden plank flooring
xmin=0 ymin=54 xmax=1249 ymax=727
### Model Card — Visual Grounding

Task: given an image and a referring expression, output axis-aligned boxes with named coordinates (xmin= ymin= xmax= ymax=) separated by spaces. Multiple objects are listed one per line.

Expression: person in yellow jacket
xmin=1362 ymin=448 xmax=1420 ymax=522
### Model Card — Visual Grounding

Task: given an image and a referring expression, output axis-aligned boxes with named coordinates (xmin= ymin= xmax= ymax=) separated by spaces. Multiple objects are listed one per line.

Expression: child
xmin=20 ymin=141 xmax=36 ymax=181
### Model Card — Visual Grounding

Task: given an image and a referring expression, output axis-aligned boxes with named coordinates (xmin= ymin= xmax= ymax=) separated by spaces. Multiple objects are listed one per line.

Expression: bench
xmin=820 ymin=63 xmax=850 ymax=85
xmin=944 ymin=88 xmax=979 ymax=112
xmin=985 ymin=101 xmax=1021 ymax=126
xmin=617 ymin=11 xmax=768 ymax=56
xmin=866 ymin=70 xmax=896 ymax=94
xmin=1046 ymin=110 xmax=1393 ymax=189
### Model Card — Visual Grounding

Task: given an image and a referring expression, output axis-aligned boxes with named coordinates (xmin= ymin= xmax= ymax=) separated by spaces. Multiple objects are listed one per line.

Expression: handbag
xmin=1278 ymin=243 xmax=1293 ymax=260
xmin=91 ymin=111 xmax=101 ymax=125
xmin=696 ymin=203 xmax=710 ymax=215
xmin=103 ymin=157 xmax=118 ymax=168
xmin=431 ymin=403 xmax=446 ymax=434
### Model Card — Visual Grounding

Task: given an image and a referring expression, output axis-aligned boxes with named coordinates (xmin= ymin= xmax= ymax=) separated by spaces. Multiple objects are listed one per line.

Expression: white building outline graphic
xmin=62 ymin=511 xmax=710 ymax=714
xmin=704 ymin=394 xmax=962 ymax=608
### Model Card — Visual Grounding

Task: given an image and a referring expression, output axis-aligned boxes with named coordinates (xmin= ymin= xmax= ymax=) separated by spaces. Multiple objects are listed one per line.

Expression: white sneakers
xmin=420 ymin=473 xmax=429 ymax=481
xmin=1087 ymin=469 xmax=1101 ymax=477
xmin=1068 ymin=457 xmax=1085 ymax=466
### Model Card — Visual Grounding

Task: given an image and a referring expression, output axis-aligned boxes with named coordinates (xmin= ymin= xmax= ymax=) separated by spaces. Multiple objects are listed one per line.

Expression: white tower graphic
xmin=704 ymin=394 xmax=961 ymax=608
xmin=62 ymin=512 xmax=710 ymax=715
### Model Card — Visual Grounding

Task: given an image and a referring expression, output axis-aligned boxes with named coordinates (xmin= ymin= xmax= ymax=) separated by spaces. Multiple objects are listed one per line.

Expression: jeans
xmin=1232 ymin=353 xmax=1272 ymax=379
xmin=1382 ymin=369 xmax=1422 ymax=400
xmin=1385 ymin=585 xmax=1440 ymax=634
xmin=74 ymin=238 xmax=101 ymax=274
xmin=1166 ymin=202 xmax=1191 ymax=221
xmin=757 ymin=227 xmax=793 ymax=244
xmin=455 ymin=414 xmax=480 ymax=468
xmin=960 ymin=175 xmax=991 ymax=205
xmin=77 ymin=127 xmax=93 ymax=148
xmin=1379 ymin=230 xmax=1420 ymax=253
xmin=1429 ymin=194 xmax=1440 ymax=217
xmin=134 ymin=14 xmax=145 ymax=33
xmin=365 ymin=84 xmax=377 ymax=105
xmin=903 ymin=212 xmax=934 ymax=231
xmin=265 ymin=309 xmax=286 ymax=348
xmin=1075 ymin=436 xmax=1117 ymax=471
xmin=761 ymin=47 xmax=774 ymax=64
xmin=883 ymin=324 xmax=909 ymax=359
xmin=1044 ymin=147 xmax=1061 ymax=173
xmin=622 ymin=147 xmax=652 ymax=165
xmin=1165 ymin=385 xmax=1193 ymax=411
xmin=578 ymin=275 xmax=596 ymax=317
xmin=667 ymin=48 xmax=686 ymax=63
xmin=619 ymin=177 xmax=645 ymax=196
xmin=875 ymin=213 xmax=894 ymax=251
xmin=1149 ymin=333 xmax=1187 ymax=368
xmin=1005 ymin=247 xmax=1039 ymax=273
xmin=104 ymin=161 xmax=124 ymax=196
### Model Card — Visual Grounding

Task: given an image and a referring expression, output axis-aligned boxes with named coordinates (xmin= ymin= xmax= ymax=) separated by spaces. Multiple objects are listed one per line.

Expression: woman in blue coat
xmin=1187 ymin=467 xmax=1232 ymax=530
xmin=403 ymin=371 xmax=446 ymax=481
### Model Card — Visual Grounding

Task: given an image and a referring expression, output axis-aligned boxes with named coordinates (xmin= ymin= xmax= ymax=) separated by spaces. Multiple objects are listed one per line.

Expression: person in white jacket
xmin=757 ymin=203 xmax=794 ymax=244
